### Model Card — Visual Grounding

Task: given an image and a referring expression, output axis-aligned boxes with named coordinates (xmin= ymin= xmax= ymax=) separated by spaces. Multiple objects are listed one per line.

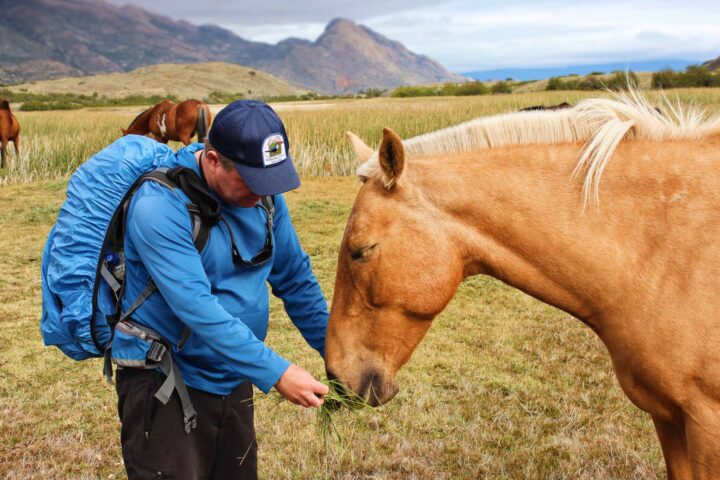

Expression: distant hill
xmin=0 ymin=0 xmax=462 ymax=93
xmin=7 ymin=62 xmax=305 ymax=99
xmin=511 ymin=72 xmax=654 ymax=94
xmin=463 ymin=60 xmax=701 ymax=82
xmin=703 ymin=56 xmax=720 ymax=71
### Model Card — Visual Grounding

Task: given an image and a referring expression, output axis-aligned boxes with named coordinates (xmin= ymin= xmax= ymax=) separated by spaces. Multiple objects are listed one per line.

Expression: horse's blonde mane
xmin=357 ymin=90 xmax=720 ymax=204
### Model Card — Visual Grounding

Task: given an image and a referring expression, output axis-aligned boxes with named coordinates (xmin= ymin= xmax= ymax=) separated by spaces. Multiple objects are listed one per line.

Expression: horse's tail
xmin=123 ymin=107 xmax=152 ymax=136
xmin=196 ymin=104 xmax=211 ymax=142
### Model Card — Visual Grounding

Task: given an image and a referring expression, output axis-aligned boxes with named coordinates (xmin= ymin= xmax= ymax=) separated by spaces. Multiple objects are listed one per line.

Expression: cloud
xmin=634 ymin=30 xmax=675 ymax=43
xmin=106 ymin=0 xmax=720 ymax=71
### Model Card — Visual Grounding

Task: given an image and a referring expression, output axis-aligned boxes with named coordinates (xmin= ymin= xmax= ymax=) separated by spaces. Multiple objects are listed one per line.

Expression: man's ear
xmin=204 ymin=149 xmax=221 ymax=168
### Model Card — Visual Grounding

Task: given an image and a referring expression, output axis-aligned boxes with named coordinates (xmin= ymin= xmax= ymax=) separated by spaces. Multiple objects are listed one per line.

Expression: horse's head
xmin=325 ymin=129 xmax=464 ymax=406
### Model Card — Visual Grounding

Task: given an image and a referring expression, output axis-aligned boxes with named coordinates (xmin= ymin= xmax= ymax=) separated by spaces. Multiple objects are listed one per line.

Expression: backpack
xmin=40 ymin=135 xmax=275 ymax=432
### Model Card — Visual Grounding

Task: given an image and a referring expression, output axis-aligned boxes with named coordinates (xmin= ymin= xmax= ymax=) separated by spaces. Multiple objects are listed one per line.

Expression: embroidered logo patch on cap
xmin=262 ymin=133 xmax=287 ymax=166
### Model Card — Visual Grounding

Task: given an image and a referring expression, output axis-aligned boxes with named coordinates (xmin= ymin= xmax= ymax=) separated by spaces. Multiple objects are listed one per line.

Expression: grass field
xmin=2 ymin=90 xmax=720 ymax=479
xmin=3 ymin=88 xmax=720 ymax=186
xmin=7 ymin=62 xmax=304 ymax=100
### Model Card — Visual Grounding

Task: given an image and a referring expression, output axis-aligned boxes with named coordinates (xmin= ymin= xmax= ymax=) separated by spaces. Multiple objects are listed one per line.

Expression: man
xmin=113 ymin=100 xmax=329 ymax=479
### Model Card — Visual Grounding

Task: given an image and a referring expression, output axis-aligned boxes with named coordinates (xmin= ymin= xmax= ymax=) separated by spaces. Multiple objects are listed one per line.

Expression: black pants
xmin=116 ymin=368 xmax=257 ymax=480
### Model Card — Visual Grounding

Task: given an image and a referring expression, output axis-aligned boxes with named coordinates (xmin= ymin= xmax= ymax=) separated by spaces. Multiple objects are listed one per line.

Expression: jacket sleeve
xmin=267 ymin=195 xmax=329 ymax=357
xmin=126 ymin=188 xmax=290 ymax=393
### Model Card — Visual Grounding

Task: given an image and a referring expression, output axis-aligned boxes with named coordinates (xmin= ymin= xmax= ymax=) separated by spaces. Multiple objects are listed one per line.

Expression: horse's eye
xmin=351 ymin=243 xmax=377 ymax=261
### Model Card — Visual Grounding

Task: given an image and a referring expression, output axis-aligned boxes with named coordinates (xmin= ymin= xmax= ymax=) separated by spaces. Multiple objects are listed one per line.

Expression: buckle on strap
xmin=147 ymin=341 xmax=167 ymax=363
xmin=184 ymin=410 xmax=197 ymax=434
xmin=155 ymin=349 xmax=198 ymax=434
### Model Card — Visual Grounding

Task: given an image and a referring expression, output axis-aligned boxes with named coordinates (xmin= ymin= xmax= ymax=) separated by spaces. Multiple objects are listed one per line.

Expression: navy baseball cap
xmin=208 ymin=100 xmax=300 ymax=196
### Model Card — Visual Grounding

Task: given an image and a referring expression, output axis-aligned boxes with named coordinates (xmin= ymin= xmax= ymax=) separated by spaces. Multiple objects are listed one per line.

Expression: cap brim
xmin=232 ymin=157 xmax=301 ymax=196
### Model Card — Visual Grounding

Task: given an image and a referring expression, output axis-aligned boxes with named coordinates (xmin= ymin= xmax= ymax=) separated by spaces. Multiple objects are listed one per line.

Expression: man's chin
xmin=233 ymin=196 xmax=262 ymax=207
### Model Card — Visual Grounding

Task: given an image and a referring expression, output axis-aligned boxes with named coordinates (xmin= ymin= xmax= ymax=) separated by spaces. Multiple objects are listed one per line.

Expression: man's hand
xmin=275 ymin=364 xmax=329 ymax=408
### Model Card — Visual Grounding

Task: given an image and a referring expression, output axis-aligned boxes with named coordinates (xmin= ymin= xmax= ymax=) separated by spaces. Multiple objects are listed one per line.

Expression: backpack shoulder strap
xmin=140 ymin=168 xmax=212 ymax=252
xmin=165 ymin=166 xmax=221 ymax=252
xmin=260 ymin=195 xmax=275 ymax=226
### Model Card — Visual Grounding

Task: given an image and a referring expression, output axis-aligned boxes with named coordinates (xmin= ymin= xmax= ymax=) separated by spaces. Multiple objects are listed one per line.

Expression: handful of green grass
xmin=317 ymin=379 xmax=371 ymax=453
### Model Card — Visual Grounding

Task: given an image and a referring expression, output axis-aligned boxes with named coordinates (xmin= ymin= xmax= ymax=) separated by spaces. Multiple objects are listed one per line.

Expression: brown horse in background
xmin=122 ymin=99 xmax=211 ymax=145
xmin=0 ymin=99 xmax=20 ymax=169
xmin=326 ymin=92 xmax=720 ymax=478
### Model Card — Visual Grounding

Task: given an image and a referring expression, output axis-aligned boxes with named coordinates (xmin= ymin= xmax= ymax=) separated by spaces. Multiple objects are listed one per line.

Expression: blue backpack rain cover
xmin=40 ymin=135 xmax=184 ymax=360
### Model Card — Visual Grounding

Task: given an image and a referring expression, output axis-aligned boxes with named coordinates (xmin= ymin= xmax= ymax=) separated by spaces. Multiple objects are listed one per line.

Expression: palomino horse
xmin=325 ymin=91 xmax=720 ymax=479
xmin=122 ymin=99 xmax=211 ymax=145
xmin=0 ymin=99 xmax=20 ymax=169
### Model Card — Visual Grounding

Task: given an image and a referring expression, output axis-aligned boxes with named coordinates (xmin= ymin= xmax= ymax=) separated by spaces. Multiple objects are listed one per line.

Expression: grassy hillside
xmin=6 ymin=62 xmax=307 ymax=99
xmin=513 ymin=71 xmax=654 ymax=93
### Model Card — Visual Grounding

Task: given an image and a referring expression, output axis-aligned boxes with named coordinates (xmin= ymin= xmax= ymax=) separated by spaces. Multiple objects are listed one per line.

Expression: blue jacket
xmin=111 ymin=143 xmax=328 ymax=395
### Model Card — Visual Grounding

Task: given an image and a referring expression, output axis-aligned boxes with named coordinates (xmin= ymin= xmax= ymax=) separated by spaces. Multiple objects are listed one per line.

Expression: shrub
xmin=651 ymin=65 xmax=720 ymax=89
xmin=651 ymin=68 xmax=676 ymax=88
xmin=491 ymin=81 xmax=512 ymax=94
xmin=545 ymin=71 xmax=638 ymax=91
xmin=206 ymin=91 xmax=245 ymax=104
xmin=20 ymin=101 xmax=82 ymax=111
xmin=449 ymin=81 xmax=489 ymax=96
xmin=357 ymin=88 xmax=386 ymax=98
xmin=546 ymin=77 xmax=564 ymax=91
xmin=605 ymin=71 xmax=639 ymax=91
xmin=390 ymin=85 xmax=440 ymax=97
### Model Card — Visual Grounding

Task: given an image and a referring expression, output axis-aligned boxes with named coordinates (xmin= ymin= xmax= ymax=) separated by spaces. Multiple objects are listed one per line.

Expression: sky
xmin=107 ymin=0 xmax=720 ymax=73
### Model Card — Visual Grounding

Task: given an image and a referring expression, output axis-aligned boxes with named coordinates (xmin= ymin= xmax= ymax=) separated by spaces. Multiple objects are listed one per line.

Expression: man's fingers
xmin=274 ymin=363 xmax=330 ymax=408
xmin=305 ymin=392 xmax=324 ymax=408
xmin=314 ymin=382 xmax=330 ymax=396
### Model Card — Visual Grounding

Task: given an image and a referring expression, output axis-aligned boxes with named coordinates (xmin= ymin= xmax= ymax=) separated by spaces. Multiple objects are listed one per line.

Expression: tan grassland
xmin=2 ymin=90 xmax=720 ymax=478
xmin=7 ymin=62 xmax=306 ymax=99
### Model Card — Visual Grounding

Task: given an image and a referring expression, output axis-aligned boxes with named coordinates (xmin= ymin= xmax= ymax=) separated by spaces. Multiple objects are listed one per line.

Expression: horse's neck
xmin=417 ymin=143 xmax=646 ymax=325
xmin=126 ymin=108 xmax=153 ymax=134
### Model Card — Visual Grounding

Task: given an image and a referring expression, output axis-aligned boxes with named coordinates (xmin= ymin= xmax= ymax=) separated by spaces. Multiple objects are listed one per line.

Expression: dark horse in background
xmin=122 ymin=99 xmax=211 ymax=145
xmin=0 ymin=99 xmax=20 ymax=169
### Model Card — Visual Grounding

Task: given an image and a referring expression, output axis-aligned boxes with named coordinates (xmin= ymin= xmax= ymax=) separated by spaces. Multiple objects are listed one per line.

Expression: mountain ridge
xmin=0 ymin=0 xmax=462 ymax=93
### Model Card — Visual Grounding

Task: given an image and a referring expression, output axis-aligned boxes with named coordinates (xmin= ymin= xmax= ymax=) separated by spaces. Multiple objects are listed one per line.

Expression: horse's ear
xmin=121 ymin=128 xmax=127 ymax=135
xmin=378 ymin=127 xmax=404 ymax=190
xmin=345 ymin=131 xmax=374 ymax=164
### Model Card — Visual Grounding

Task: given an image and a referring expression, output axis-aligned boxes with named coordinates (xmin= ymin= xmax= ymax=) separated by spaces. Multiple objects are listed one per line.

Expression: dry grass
xmin=1 ymin=175 xmax=663 ymax=479
xmin=8 ymin=62 xmax=305 ymax=99
xmin=4 ymin=90 xmax=720 ymax=478
xmin=3 ymin=89 xmax=719 ymax=186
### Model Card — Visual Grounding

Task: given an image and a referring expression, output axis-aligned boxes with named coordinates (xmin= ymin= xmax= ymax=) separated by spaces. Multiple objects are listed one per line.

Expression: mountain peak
xmin=0 ymin=0 xmax=461 ymax=93
xmin=325 ymin=17 xmax=360 ymax=32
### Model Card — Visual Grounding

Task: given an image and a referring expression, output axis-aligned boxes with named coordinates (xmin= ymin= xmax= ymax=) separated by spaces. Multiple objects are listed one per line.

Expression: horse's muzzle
xmin=327 ymin=367 xmax=399 ymax=407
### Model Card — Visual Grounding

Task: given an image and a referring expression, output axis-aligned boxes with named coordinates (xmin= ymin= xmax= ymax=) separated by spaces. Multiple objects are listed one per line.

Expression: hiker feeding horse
xmin=325 ymin=91 xmax=720 ymax=479
xmin=122 ymin=99 xmax=211 ymax=145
